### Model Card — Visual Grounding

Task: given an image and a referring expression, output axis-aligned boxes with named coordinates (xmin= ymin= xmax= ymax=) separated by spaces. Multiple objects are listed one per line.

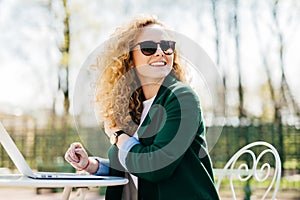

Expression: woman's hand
xmin=104 ymin=121 xmax=131 ymax=148
xmin=104 ymin=121 xmax=120 ymax=138
xmin=64 ymin=142 xmax=98 ymax=173
xmin=65 ymin=142 xmax=88 ymax=170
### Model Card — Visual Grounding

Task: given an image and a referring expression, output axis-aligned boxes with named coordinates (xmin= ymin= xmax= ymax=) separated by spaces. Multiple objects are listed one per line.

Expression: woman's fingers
xmin=70 ymin=142 xmax=83 ymax=149
xmin=74 ymin=148 xmax=87 ymax=157
xmin=65 ymin=154 xmax=75 ymax=163
xmin=70 ymin=142 xmax=83 ymax=154
xmin=65 ymin=148 xmax=79 ymax=163
xmin=69 ymin=148 xmax=79 ymax=162
xmin=64 ymin=142 xmax=92 ymax=171
xmin=65 ymin=142 xmax=84 ymax=163
xmin=65 ymin=142 xmax=91 ymax=170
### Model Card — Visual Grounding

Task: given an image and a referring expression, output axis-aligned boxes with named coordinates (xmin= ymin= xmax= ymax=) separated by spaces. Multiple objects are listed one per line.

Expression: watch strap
xmin=114 ymin=130 xmax=126 ymax=137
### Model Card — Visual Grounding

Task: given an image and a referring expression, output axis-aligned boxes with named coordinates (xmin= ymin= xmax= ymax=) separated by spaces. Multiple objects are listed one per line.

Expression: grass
xmin=215 ymin=176 xmax=300 ymax=191
xmin=284 ymin=159 xmax=300 ymax=169
xmin=216 ymin=176 xmax=300 ymax=199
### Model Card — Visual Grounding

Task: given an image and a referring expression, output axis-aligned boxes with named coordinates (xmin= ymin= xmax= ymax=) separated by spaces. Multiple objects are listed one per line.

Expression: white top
xmin=133 ymin=95 xmax=156 ymax=139
xmin=131 ymin=95 xmax=156 ymax=188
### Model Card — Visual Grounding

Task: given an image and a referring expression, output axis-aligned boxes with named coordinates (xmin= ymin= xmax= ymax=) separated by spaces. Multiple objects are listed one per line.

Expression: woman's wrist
xmin=78 ymin=158 xmax=99 ymax=174
xmin=77 ymin=158 xmax=90 ymax=171
xmin=116 ymin=133 xmax=131 ymax=148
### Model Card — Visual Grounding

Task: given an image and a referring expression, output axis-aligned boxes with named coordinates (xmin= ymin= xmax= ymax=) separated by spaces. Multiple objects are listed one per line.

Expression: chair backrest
xmin=215 ymin=141 xmax=281 ymax=200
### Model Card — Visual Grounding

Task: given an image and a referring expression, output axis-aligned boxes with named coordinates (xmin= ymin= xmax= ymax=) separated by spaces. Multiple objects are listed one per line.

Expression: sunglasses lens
xmin=136 ymin=41 xmax=176 ymax=56
xmin=140 ymin=41 xmax=157 ymax=56
xmin=160 ymin=41 xmax=175 ymax=55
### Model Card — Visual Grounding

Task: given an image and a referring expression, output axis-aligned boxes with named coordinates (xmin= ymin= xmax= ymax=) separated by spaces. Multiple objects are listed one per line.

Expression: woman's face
xmin=132 ymin=24 xmax=174 ymax=83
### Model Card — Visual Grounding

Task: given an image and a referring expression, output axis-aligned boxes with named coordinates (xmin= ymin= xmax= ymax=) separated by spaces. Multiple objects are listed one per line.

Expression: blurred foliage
xmin=0 ymin=116 xmax=110 ymax=170
xmin=209 ymin=124 xmax=300 ymax=171
xmin=1 ymin=123 xmax=299 ymax=171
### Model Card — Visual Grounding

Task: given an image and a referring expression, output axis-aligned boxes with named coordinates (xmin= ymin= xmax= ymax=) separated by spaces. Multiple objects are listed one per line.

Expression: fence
xmin=208 ymin=125 xmax=300 ymax=173
xmin=0 ymin=116 xmax=299 ymax=174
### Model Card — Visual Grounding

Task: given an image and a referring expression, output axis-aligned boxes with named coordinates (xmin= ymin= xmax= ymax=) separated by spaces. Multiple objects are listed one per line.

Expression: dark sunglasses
xmin=132 ymin=40 xmax=176 ymax=56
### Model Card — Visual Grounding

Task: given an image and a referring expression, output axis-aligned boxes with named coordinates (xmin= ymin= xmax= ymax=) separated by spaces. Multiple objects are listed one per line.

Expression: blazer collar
xmin=155 ymin=74 xmax=178 ymax=99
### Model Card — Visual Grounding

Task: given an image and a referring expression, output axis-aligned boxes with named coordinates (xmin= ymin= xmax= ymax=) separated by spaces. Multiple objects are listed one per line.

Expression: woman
xmin=65 ymin=15 xmax=220 ymax=200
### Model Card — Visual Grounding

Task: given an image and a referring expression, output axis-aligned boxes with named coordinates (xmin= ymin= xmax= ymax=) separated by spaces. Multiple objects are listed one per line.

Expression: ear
xmin=128 ymin=57 xmax=135 ymax=69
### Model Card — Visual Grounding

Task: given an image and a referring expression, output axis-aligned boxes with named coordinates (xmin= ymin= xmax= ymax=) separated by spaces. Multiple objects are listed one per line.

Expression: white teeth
xmin=150 ymin=62 xmax=165 ymax=66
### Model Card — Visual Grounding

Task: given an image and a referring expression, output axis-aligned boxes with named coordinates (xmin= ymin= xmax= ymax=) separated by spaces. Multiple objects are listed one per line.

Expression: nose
xmin=153 ymin=44 xmax=164 ymax=56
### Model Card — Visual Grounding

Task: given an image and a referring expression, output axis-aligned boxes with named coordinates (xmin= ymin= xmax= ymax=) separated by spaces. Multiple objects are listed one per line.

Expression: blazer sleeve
xmin=124 ymin=85 xmax=202 ymax=183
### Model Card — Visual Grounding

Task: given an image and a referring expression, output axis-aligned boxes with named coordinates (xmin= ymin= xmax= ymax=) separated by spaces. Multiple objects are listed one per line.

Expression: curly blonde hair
xmin=94 ymin=15 xmax=187 ymax=135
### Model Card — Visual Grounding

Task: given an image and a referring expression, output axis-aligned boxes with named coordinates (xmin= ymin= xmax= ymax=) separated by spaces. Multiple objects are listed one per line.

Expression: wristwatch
xmin=110 ymin=130 xmax=126 ymax=145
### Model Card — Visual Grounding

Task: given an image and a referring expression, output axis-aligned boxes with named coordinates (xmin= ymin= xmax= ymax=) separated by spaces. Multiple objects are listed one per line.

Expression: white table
xmin=0 ymin=174 xmax=128 ymax=200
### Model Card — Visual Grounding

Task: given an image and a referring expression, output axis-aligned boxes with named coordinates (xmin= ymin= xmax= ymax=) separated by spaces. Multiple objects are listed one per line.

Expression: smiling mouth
xmin=150 ymin=61 xmax=167 ymax=67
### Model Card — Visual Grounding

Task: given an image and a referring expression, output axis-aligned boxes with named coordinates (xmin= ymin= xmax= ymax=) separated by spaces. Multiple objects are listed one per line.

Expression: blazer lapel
xmin=137 ymin=74 xmax=178 ymax=145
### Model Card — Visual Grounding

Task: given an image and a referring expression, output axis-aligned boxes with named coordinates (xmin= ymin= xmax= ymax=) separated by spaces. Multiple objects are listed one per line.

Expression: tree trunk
xmin=60 ymin=0 xmax=70 ymax=115
xmin=210 ymin=0 xmax=227 ymax=119
xmin=233 ymin=0 xmax=245 ymax=119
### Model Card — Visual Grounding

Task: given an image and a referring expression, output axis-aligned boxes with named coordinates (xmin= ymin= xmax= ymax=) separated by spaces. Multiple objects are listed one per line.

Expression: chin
xmin=136 ymin=65 xmax=172 ymax=81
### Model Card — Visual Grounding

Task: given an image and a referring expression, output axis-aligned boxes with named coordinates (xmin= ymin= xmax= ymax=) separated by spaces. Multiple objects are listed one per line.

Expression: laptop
xmin=0 ymin=122 xmax=112 ymax=180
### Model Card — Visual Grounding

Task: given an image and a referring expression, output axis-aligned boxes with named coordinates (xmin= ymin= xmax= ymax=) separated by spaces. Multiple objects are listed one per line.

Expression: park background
xmin=0 ymin=0 xmax=299 ymax=199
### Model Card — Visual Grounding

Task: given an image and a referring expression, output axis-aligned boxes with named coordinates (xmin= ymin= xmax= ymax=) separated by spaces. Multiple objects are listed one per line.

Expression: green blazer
xmin=106 ymin=75 xmax=220 ymax=200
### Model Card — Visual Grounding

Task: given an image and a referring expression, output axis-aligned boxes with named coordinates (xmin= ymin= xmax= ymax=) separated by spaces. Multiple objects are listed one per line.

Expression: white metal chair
xmin=214 ymin=141 xmax=281 ymax=200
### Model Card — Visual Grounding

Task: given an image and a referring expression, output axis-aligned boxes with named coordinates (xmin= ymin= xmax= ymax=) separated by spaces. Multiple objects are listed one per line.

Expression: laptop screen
xmin=0 ymin=122 xmax=36 ymax=177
